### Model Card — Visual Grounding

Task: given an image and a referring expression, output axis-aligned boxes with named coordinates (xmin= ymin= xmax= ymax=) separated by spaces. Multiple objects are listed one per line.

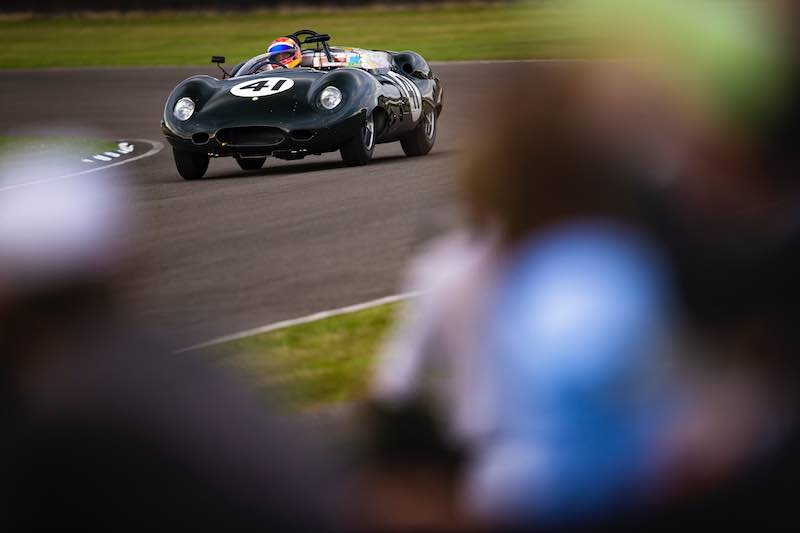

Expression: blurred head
xmin=267 ymin=37 xmax=302 ymax=68
xmin=460 ymin=67 xmax=659 ymax=247
xmin=0 ymin=148 xmax=131 ymax=368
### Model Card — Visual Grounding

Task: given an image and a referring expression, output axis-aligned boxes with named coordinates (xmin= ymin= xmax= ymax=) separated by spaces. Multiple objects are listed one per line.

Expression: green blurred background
xmin=0 ymin=1 xmax=591 ymax=68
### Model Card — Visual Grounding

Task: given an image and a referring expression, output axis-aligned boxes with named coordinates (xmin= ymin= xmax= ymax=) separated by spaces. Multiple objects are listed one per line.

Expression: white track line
xmin=85 ymin=142 xmax=135 ymax=163
xmin=0 ymin=138 xmax=164 ymax=192
xmin=177 ymin=291 xmax=422 ymax=353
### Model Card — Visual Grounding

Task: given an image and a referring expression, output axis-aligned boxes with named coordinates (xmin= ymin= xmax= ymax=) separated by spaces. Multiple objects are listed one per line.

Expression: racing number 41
xmin=229 ymin=77 xmax=295 ymax=98
xmin=239 ymin=79 xmax=288 ymax=93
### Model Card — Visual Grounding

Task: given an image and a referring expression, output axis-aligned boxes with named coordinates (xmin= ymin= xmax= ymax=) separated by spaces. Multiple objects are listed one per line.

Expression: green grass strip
xmin=216 ymin=302 xmax=399 ymax=410
xmin=0 ymin=2 xmax=591 ymax=68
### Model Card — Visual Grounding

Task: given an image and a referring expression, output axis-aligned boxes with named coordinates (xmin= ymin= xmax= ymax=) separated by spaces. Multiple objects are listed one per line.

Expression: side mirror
xmin=211 ymin=56 xmax=230 ymax=79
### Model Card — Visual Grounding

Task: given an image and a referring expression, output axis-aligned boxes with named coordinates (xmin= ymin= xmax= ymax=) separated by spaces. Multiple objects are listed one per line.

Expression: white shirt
xmin=371 ymin=231 xmax=507 ymax=448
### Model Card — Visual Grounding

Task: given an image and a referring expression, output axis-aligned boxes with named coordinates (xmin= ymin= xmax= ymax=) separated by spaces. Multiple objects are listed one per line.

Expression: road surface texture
xmin=0 ymin=61 xmax=564 ymax=345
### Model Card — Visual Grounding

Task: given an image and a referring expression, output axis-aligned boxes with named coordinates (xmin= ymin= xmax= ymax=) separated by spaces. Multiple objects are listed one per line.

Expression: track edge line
xmin=177 ymin=291 xmax=422 ymax=353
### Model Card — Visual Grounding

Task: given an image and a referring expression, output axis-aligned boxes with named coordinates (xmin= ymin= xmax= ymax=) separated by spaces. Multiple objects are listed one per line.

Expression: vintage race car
xmin=161 ymin=29 xmax=444 ymax=180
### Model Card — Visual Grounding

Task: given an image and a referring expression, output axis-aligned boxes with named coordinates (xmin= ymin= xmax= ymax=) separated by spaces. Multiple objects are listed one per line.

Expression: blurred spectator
xmin=369 ymin=67 xmax=689 ymax=527
xmin=0 ymin=159 xmax=337 ymax=531
xmin=589 ymin=2 xmax=800 ymax=528
xmin=466 ymin=223 xmax=676 ymax=525
xmin=370 ymin=2 xmax=800 ymax=520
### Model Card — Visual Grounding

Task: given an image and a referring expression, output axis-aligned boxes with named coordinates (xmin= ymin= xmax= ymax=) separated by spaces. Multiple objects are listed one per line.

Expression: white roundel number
xmin=230 ymin=78 xmax=294 ymax=98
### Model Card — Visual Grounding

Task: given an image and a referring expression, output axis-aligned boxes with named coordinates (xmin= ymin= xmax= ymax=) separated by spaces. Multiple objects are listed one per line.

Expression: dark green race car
xmin=161 ymin=29 xmax=443 ymax=180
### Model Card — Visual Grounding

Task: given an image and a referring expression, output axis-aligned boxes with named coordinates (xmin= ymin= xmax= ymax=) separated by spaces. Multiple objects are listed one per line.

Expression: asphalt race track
xmin=0 ymin=61 xmax=558 ymax=345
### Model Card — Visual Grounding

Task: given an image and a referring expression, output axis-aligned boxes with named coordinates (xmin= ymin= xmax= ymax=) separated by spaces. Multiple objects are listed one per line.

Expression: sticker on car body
xmin=230 ymin=78 xmax=295 ymax=98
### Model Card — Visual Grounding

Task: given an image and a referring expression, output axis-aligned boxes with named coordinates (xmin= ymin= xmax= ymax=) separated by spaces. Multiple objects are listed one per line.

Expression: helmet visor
xmin=267 ymin=50 xmax=295 ymax=64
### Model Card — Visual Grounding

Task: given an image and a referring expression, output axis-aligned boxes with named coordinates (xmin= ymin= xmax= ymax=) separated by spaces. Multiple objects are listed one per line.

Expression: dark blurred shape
xmin=352 ymin=400 xmax=467 ymax=531
xmin=0 ymin=164 xmax=337 ymax=531
xmin=2 ymin=335 xmax=335 ymax=531
xmin=552 ymin=430 xmax=800 ymax=533
xmin=365 ymin=400 xmax=463 ymax=472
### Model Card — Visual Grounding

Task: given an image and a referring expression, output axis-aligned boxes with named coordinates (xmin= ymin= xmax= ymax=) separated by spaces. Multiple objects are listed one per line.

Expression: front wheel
xmin=340 ymin=112 xmax=375 ymax=166
xmin=173 ymin=148 xmax=209 ymax=180
xmin=236 ymin=157 xmax=266 ymax=171
xmin=400 ymin=106 xmax=437 ymax=157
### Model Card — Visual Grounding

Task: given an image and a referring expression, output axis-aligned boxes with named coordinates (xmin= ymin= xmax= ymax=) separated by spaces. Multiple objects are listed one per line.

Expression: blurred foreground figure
xmin=588 ymin=1 xmax=800 ymax=528
xmin=0 ymin=158 xmax=335 ymax=531
xmin=371 ymin=68 xmax=686 ymax=527
xmin=370 ymin=0 xmax=800 ymax=522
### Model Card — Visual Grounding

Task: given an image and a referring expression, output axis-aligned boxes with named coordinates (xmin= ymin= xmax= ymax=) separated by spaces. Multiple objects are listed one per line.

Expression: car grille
xmin=216 ymin=126 xmax=285 ymax=146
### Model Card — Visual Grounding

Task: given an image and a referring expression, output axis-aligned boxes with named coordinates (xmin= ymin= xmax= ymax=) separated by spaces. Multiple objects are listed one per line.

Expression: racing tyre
xmin=236 ymin=157 xmax=266 ymax=171
xmin=340 ymin=112 xmax=375 ymax=166
xmin=173 ymin=148 xmax=209 ymax=180
xmin=400 ymin=105 xmax=437 ymax=157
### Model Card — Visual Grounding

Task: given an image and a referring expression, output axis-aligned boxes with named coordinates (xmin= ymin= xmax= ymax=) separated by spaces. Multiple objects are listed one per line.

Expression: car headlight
xmin=174 ymin=97 xmax=195 ymax=121
xmin=320 ymin=86 xmax=342 ymax=110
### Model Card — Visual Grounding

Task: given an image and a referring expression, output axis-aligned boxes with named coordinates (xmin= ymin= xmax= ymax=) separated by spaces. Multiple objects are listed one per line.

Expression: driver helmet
xmin=267 ymin=36 xmax=302 ymax=69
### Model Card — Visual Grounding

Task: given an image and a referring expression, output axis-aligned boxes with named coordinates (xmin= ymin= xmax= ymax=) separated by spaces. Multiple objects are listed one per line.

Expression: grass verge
xmin=214 ymin=302 xmax=399 ymax=410
xmin=0 ymin=2 xmax=591 ymax=68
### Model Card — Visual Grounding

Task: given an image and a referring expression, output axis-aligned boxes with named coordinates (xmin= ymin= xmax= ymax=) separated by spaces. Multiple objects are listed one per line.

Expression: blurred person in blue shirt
xmin=466 ymin=223 xmax=676 ymax=525
xmin=370 ymin=67 xmax=691 ymax=527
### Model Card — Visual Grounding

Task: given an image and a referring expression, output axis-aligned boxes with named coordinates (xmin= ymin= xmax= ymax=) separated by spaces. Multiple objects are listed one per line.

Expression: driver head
xmin=267 ymin=37 xmax=302 ymax=69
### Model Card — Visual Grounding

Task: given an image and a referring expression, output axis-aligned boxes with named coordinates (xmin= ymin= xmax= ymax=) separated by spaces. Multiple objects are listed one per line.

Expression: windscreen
xmin=234 ymin=52 xmax=289 ymax=77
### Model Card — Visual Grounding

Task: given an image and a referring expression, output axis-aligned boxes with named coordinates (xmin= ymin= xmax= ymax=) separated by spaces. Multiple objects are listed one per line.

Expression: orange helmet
xmin=267 ymin=37 xmax=302 ymax=68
